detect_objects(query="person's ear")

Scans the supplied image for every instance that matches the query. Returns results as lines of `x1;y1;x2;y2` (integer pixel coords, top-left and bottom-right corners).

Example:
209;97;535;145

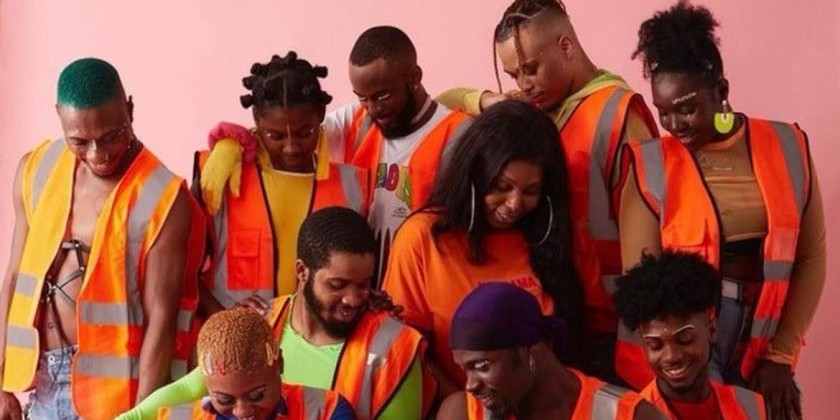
295;260;309;290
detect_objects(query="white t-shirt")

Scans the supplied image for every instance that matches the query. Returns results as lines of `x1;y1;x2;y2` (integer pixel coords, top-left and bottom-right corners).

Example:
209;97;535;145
323;102;454;284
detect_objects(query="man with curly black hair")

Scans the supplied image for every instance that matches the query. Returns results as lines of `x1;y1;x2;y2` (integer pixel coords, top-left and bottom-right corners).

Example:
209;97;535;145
615;250;767;419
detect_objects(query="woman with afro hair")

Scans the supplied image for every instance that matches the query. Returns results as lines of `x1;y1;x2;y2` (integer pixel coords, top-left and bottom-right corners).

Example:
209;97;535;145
616;2;825;418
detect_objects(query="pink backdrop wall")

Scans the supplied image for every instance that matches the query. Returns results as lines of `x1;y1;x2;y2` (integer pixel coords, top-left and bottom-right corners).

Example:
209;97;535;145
1;0;837;415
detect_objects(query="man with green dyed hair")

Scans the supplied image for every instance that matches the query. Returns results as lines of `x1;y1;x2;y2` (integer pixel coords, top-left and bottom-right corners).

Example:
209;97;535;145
0;58;205;420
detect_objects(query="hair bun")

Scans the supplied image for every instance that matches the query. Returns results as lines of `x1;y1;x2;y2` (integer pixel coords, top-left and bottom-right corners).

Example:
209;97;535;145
239;94;254;109
313;65;328;78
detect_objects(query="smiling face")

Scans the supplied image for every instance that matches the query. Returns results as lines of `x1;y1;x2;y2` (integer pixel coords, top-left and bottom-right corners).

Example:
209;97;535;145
298;252;375;338
483;160;543;230
651;72;726;149
639;312;715;401
453;348;533;418
57;96;136;178
204;362;282;420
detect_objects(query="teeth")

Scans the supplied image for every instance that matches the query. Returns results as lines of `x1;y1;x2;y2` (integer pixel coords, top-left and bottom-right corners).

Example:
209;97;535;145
665;364;689;376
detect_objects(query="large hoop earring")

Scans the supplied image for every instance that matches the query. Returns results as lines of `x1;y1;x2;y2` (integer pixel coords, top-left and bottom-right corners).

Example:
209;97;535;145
468;183;476;233
532;196;554;246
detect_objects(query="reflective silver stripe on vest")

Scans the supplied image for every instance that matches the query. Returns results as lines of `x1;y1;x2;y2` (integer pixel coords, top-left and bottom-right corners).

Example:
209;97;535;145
212;200;274;308
167;403;195;419
78;302;142;326
31;140;65;211
354;115;375;157
636;139;666;217
171;359;188;380
212;200;233;307
75;354;140;379
6;325;37;348
733;386;762;420
126;165;177;326
337;164;365;214
440;118;473;167
13;273;38;297
768;121;807;215
763;260;793;281
591;383;625;419
751;317;780;340
302;386;329;419
177;309;193;333
588;88;626;241
356;317;404;417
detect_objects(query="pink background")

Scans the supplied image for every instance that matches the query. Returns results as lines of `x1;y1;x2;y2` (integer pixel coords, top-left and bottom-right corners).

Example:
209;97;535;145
1;0;837;415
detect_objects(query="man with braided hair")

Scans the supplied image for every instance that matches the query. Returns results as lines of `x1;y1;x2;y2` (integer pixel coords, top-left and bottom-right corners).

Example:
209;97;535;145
157;307;354;420
192;51;370;316
201;26;472;286
614;251;767;419
436;0;659;383
0;58;205;420
119;207;431;420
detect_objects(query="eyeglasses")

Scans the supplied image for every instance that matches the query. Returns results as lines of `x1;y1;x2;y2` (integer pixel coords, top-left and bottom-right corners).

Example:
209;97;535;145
65;124;132;151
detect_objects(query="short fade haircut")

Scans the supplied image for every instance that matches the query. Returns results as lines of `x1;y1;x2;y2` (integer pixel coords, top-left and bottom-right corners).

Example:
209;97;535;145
57;57;124;109
297;207;377;273
349;25;417;67
614;250;722;332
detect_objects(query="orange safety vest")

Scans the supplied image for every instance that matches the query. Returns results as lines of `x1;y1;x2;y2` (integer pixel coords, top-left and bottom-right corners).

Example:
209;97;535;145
194;152;369;308
157;383;343;420
3;140;203;420
640;379;766;420
345;105;472;210
561;85;659;336
268;295;434;420
465;368;644;419
615;117;811;389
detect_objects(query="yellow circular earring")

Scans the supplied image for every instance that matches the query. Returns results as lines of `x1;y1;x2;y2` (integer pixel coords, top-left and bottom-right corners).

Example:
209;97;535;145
714;99;735;134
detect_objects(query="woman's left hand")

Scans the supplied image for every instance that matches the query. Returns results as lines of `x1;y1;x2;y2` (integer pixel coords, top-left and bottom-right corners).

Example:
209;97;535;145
749;359;802;419
367;289;404;318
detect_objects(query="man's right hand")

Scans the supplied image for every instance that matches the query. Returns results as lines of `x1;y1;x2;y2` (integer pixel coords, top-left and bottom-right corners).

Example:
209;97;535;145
236;295;270;317
0;392;22;420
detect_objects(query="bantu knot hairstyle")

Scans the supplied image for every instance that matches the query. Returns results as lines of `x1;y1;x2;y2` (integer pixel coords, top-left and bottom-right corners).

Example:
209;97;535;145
349;26;417;67
492;0;568;92
240;51;333;111
614;250;722;332
632;0;724;84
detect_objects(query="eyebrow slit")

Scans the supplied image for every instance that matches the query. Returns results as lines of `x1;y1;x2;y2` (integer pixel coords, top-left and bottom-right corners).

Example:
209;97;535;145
671;91;698;105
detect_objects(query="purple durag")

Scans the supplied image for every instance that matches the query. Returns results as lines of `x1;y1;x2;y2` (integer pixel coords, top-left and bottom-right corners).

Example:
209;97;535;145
450;282;547;351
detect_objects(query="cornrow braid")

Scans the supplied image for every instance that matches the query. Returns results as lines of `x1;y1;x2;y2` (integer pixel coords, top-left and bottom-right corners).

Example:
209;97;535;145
492;0;568;92
632;0;723;85
240;51;333;111
197;307;278;375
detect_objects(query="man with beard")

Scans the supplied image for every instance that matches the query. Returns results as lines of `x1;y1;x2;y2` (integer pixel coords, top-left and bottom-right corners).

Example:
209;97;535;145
614;251;767;419
439;283;661;420
200;26;472;285
117;207;432;420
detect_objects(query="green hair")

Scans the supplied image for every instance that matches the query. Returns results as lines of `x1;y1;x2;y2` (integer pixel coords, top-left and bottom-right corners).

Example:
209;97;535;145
57;58;124;109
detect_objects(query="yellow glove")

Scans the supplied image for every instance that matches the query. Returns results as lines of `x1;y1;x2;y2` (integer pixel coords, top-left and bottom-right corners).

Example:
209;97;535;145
200;138;243;215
